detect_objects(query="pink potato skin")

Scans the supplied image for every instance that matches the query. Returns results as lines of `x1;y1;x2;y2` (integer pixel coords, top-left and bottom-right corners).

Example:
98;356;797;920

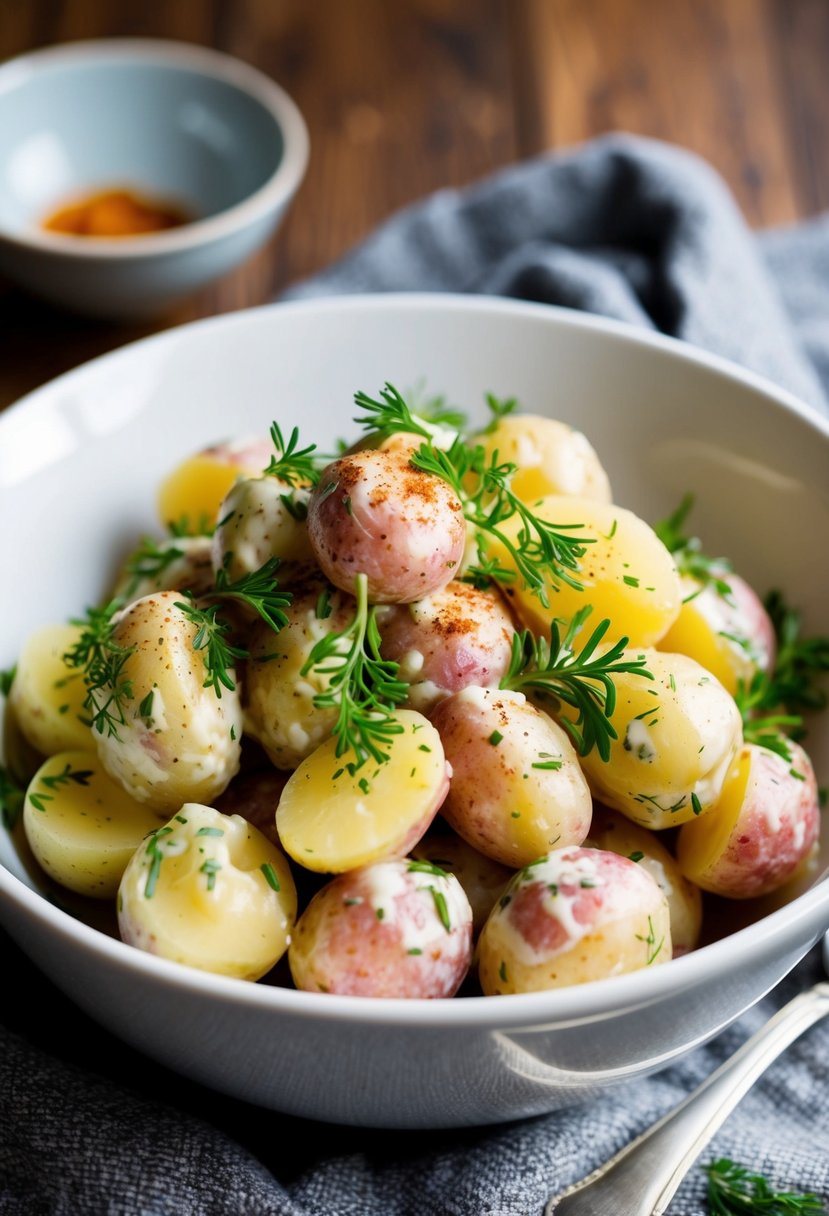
288;860;473;997
726;573;777;674
478;845;671;992
680;742;820;899
429;688;592;868
508;850;657;955
378;581;516;710
306;449;467;603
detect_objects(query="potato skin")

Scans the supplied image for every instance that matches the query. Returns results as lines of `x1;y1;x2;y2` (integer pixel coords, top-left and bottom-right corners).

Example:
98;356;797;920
377;580;515;713
587;805;702;957
430;687;592;868
411;831;513;936
289;859;473;997
658;572;776;696
95;592;242;813
677;741;820;899
478;846;672;994
306;448;467;603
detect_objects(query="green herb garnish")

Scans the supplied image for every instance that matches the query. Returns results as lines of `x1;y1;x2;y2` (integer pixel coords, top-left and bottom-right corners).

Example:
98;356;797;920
64;600;136;738
264;421;321;486
302;571;408;770
501;606;653;760
704;1158;826;1215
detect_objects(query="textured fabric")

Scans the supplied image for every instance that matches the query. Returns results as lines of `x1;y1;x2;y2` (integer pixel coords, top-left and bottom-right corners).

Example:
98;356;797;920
2;134;829;1216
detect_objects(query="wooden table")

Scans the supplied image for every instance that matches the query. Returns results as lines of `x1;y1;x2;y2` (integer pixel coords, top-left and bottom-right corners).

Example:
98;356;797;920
2;0;828;409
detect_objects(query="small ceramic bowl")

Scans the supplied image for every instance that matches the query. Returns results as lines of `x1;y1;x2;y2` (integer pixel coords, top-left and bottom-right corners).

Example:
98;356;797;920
0;39;309;319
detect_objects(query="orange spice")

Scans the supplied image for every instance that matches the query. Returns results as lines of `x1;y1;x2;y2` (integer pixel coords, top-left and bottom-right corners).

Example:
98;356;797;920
42;187;193;238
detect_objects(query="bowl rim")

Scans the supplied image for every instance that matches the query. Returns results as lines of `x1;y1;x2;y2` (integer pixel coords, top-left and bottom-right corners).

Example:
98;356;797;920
0;37;310;259
1;292;828;1030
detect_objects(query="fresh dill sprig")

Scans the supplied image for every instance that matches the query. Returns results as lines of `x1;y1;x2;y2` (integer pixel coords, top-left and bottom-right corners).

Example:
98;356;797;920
64;601;136;737
264;422;321;486
301;571;408;770
0;767;25;831
411;391;468;430
353;382;591;602
654;493;733;598
500;605;654;761
121;536;186;598
174;600;247;697
734;590;829;761
175;557;290;696
704;1158;826;1215
167;513;215;538
211;555;293;634
28;762;94;812
413;437;590;604
353;383;435;443
481;392;519;434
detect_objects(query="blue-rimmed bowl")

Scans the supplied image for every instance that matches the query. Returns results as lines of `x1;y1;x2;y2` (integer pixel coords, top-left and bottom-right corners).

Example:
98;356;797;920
0;39;309;319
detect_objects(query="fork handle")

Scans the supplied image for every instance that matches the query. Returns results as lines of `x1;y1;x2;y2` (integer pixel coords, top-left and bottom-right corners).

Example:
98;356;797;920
546;980;829;1216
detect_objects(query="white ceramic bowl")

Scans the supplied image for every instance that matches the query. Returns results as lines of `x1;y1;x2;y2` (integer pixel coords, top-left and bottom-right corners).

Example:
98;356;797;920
0;295;827;1129
0;40;308;319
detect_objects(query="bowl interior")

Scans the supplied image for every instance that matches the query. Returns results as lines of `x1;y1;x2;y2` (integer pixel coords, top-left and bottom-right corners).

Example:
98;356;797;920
1;294;827;978
0;52;285;232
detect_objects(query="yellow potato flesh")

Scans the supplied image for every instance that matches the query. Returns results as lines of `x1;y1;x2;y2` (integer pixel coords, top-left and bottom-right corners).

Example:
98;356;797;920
118;804;297;980
676;747;752;884
486;496;681;647
475;414;611;504
9;624;92;757
157;453;259;533
276;710;446;872
23;749;162;898
658;577;766;696
571;650;742;829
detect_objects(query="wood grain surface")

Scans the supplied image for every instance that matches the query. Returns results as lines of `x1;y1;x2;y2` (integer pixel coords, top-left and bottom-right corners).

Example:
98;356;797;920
1;0;828;408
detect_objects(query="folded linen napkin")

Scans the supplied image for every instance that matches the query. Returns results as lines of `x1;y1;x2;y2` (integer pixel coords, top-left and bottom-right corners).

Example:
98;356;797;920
2;133;828;1216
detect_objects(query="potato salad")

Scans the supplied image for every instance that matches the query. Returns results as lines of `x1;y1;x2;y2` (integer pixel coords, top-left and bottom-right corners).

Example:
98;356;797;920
3;384;826;998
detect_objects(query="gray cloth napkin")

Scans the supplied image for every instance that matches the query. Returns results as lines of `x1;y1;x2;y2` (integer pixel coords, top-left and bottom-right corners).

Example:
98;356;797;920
2;133;828;1216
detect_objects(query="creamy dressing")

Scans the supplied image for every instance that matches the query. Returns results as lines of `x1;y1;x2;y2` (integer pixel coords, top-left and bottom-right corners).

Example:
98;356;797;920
624;719;657;763
504;851;605;965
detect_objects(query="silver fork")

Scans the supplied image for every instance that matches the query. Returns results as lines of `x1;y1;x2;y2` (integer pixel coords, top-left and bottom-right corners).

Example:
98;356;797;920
545;932;829;1216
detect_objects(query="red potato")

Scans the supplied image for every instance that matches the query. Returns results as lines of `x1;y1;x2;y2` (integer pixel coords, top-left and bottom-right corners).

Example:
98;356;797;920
587;805;702;957
306;448;467;603
377;581;515;713
411;831;513;935
430;687;592;868
478;846;672;994
288;859;474;997
658;571;776;696
157;436;273;532
677;741;820;899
